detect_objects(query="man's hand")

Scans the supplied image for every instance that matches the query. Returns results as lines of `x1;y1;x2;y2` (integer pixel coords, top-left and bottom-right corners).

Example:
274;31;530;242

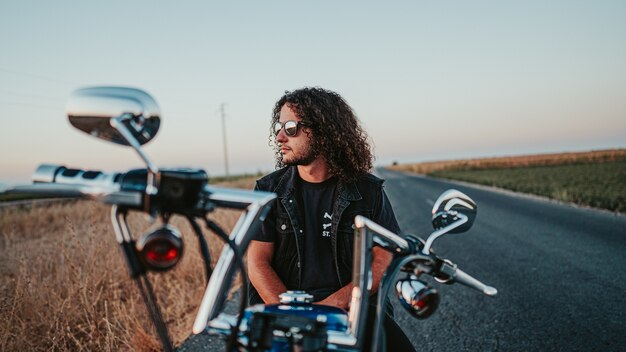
317;246;393;310
317;285;352;310
247;240;287;305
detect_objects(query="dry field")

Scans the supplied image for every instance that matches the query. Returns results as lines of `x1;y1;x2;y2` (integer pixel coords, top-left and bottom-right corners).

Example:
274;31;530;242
389;149;626;213
389;149;626;174
0;178;256;351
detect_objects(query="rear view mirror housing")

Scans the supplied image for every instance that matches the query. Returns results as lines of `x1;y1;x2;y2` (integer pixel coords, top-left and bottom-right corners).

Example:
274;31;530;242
66;86;161;146
431;189;477;234
66;86;162;194
422;189;477;254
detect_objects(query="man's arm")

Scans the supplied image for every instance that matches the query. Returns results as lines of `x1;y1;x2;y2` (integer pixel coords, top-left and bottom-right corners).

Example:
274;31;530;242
317;246;393;310
247;240;287;305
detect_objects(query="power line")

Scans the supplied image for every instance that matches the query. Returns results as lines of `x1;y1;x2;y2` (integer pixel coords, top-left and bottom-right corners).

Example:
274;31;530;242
0;88;65;101
0;100;63;111
0;67;76;86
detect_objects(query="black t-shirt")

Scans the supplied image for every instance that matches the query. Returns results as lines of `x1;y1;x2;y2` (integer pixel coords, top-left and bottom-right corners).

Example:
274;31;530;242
297;176;341;298
250;168;402;304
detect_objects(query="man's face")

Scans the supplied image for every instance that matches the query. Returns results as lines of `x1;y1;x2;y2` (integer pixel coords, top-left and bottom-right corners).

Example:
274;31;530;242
275;104;318;166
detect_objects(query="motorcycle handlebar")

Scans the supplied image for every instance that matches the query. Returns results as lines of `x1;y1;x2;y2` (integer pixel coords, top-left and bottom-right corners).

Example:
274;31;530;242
6;164;275;214
438;260;498;296
352;215;497;297
354;215;410;254
7;164;140;206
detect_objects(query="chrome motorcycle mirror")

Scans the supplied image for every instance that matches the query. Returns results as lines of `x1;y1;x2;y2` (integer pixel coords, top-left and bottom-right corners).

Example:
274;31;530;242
66;86;161;146
66;86;161;194
431;189;477;233
422;189;477;254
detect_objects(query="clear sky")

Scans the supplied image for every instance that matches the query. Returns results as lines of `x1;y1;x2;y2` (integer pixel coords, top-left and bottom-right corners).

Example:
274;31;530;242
1;1;625;185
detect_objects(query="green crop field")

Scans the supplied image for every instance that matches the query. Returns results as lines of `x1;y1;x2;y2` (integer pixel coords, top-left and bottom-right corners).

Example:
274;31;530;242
429;161;626;213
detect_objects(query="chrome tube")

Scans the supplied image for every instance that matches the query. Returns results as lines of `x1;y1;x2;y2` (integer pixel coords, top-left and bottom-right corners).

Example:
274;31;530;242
206;313;238;334
6;183;141;207
5;164;142;206
354;215;410;253
326;331;358;348
110;116;159;175
111;206;133;243
347;215;411;347
192;189;276;334
347;224;371;346
110;116;159;197
204;185;277;210
422;214;468;254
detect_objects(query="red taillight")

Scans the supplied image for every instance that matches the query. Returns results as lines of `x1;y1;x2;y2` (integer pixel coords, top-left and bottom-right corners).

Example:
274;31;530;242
145;242;179;261
415;299;426;309
136;225;183;272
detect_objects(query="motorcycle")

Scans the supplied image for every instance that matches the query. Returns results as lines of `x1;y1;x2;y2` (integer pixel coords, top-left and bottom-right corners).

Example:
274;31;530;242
4;86;497;351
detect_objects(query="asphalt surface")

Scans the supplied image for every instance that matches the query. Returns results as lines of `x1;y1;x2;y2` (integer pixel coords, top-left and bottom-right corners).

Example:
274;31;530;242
377;168;626;351
180;168;626;351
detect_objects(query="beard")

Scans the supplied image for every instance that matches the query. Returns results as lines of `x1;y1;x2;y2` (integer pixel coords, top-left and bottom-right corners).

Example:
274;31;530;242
280;139;321;167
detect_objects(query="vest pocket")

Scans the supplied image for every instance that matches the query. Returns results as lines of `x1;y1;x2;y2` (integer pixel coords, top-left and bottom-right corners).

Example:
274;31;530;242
272;213;299;288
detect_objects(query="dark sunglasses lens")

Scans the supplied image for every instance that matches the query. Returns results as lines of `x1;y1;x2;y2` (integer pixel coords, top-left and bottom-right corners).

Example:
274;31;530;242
284;121;298;136
273;122;282;136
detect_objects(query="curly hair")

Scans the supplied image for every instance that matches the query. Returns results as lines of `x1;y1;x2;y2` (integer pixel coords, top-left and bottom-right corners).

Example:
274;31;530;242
270;87;373;181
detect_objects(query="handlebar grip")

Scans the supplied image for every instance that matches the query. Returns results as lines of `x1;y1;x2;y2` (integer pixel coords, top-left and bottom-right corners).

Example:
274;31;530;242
439;261;497;296
453;267;498;296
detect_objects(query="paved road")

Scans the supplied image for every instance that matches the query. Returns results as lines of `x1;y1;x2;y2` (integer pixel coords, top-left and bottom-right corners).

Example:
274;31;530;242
181;169;626;351
377;168;626;351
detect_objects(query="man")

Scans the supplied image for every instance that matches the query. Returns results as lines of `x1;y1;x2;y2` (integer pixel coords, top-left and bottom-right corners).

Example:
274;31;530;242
247;87;414;351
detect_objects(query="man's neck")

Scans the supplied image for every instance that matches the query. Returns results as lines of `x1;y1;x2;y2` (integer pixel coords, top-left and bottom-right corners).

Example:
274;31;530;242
297;157;331;183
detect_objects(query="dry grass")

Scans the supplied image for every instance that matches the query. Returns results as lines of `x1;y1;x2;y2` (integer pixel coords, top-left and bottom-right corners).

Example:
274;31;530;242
0;177;257;351
388;149;626;213
389;149;626;174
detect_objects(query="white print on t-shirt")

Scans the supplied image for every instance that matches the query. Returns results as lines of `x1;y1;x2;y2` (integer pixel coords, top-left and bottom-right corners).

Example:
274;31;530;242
322;212;332;237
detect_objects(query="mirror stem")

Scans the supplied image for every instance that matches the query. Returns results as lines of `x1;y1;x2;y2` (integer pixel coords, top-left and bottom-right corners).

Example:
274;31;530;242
111;116;159;195
422;214;468;254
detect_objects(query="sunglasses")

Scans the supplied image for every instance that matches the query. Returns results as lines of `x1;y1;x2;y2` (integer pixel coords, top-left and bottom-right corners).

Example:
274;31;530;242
273;120;310;137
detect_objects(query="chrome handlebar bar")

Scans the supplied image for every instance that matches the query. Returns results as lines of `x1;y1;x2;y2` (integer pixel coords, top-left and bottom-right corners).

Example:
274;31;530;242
7;164;276;212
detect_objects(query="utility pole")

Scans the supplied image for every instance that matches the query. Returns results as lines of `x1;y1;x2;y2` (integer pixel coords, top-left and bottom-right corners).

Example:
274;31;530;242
220;103;229;177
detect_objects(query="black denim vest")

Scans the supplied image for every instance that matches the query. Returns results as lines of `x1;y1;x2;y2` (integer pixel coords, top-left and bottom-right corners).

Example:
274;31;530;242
249;166;387;304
